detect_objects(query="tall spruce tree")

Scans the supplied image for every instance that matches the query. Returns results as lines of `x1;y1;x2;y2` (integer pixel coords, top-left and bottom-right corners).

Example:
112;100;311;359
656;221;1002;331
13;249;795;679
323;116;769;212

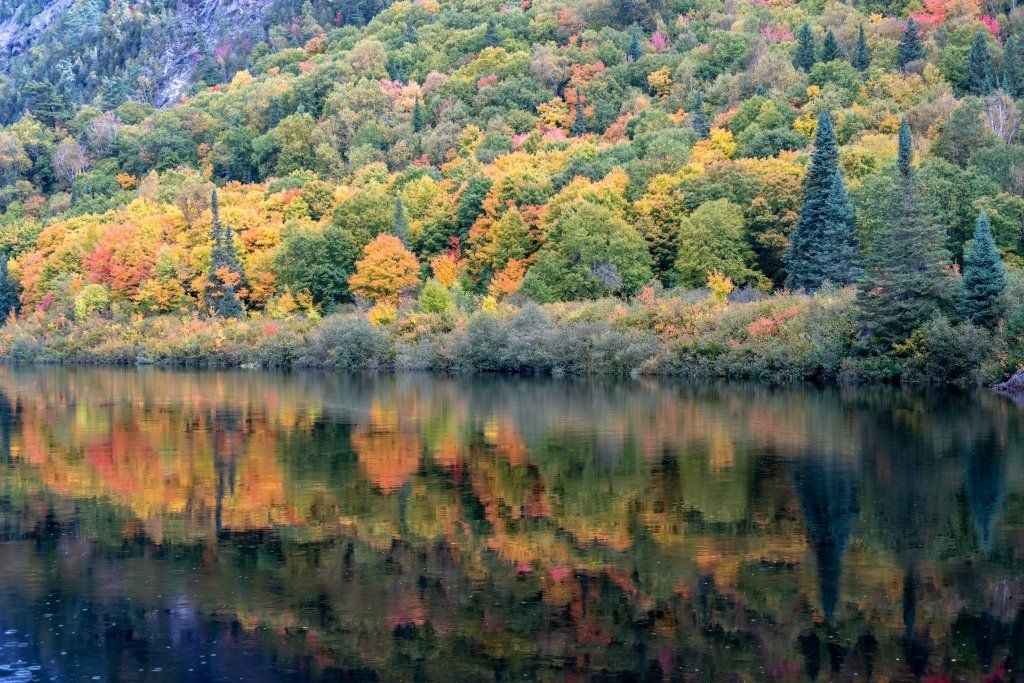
1005;34;1024;98
206;188;246;316
206;188;226;311
412;96;425;133
814;170;862;285
794;23;816;72
393;195;409;244
821;30;841;62
966;30;994;95
572;98;587;136
960;211;1006;329
853;24;870;70
897;18;925;69
217;284;244;318
690;90;710;139
856;121;952;348
485;17;499;47
786;111;847;291
628;24;643;61
897;117;913;176
0;257;18;320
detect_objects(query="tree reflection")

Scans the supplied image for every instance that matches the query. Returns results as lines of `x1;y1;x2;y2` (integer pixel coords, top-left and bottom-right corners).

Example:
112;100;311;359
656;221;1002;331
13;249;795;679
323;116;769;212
0;368;1019;679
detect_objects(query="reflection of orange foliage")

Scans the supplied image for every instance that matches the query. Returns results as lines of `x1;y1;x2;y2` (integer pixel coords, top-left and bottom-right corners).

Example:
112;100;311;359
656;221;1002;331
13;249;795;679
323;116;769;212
351;404;422;492
386;594;427;629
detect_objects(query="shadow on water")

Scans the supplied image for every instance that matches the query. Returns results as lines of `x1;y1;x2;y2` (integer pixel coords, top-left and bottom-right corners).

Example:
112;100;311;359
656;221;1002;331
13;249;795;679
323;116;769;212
0;367;1021;679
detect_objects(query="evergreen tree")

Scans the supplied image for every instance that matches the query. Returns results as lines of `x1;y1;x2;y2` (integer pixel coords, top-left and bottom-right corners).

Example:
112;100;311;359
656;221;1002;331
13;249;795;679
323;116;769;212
690;90;710;139
217;284;245;318
404;13;418;43
856;123;951;348
572;98;587;136
960;211;1006;329
897;18;925;69
793;23;816;72
786;111;848;291
853;24;870;70
412;96;425;133
0;257;19;321
206;188;226;311
456;175;492;241
966;29;994;96
897;117;913;177
628;24;643;61
814;171;862;285
268;97;284;126
821;30;841;62
1005;34;1024;98
393;195;409;244
206;188;247;315
485;17;499;47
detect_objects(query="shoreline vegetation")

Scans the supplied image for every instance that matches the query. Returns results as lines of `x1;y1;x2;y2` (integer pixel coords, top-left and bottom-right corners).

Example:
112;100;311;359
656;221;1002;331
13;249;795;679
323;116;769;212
2;1;1024;387
1;280;1018;385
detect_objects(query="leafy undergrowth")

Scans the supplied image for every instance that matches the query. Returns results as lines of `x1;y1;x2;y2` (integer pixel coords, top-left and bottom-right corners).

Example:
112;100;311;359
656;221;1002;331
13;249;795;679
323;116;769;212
0;286;1005;385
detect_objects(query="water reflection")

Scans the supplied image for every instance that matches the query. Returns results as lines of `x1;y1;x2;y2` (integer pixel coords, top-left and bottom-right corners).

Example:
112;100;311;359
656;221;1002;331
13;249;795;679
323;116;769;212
0;368;1021;679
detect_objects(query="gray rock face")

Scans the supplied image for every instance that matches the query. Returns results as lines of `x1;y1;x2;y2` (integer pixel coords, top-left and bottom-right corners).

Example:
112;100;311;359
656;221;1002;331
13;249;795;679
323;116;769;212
0;0;273;107
154;0;272;105
994;368;1024;396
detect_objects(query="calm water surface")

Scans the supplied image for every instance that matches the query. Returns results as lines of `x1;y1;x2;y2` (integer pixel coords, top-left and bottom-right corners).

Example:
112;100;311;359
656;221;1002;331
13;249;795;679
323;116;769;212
0;367;1020;681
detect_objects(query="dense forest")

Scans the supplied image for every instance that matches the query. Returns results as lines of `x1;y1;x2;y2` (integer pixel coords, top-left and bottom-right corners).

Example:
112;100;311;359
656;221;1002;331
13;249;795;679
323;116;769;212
1;0;1024;382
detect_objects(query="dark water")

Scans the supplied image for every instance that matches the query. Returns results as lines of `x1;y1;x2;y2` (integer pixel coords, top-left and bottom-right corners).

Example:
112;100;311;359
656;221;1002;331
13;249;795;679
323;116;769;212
0;368;1021;681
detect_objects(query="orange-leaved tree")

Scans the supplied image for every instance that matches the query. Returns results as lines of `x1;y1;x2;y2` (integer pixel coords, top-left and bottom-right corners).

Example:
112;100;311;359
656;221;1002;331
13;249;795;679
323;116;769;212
349;234;421;305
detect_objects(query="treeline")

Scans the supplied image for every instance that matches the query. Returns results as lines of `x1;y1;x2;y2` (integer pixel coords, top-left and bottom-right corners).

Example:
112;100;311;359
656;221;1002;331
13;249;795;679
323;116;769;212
1;0;1024;382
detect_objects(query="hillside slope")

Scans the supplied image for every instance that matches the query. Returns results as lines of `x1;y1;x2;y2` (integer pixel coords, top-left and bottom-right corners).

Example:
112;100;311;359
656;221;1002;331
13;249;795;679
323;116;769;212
0;0;1023;383
0;0;385;121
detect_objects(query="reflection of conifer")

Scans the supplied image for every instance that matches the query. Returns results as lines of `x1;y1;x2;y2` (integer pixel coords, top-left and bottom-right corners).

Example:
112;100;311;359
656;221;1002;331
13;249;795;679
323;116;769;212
965;446;1006;552
791;459;858;622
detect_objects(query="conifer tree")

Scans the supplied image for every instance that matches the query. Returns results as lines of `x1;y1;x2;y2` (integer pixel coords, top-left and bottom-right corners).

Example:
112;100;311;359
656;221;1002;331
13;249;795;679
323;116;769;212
966;29;994;95
690;90;710;139
0;256;19;320
217;284;245;318
897;18;925;69
206;188;247;315
960;211;1006;329
821;30;841;62
856;121;951;348
793;23;816;72
628;24;643;61
404;13;418;43
786;111;847;291
412;96;425;133
572;98;587;136
206;188;226;311
853;24;870;70
897;117;913;177
814;170;862;285
1005;34;1024;98
485;17;499;47
393;195;409;244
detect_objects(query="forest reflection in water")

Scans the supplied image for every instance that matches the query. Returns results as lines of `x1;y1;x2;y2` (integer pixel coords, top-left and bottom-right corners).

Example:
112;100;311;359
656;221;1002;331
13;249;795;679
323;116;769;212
0;367;1020;680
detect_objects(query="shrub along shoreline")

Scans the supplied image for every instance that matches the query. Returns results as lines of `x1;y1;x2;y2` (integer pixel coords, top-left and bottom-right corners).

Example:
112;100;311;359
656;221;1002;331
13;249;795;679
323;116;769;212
0;285;1013;386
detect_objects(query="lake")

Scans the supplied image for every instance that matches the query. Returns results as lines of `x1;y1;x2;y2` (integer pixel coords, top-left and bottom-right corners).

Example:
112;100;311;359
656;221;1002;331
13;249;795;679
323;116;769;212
0;367;1020;681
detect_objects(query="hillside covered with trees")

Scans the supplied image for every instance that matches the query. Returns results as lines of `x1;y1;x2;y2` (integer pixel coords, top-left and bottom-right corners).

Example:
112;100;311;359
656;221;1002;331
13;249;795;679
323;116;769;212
1;0;1024;382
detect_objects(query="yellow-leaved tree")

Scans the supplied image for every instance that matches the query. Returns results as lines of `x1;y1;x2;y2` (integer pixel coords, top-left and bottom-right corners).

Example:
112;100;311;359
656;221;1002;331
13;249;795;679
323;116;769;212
349;234;421;306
